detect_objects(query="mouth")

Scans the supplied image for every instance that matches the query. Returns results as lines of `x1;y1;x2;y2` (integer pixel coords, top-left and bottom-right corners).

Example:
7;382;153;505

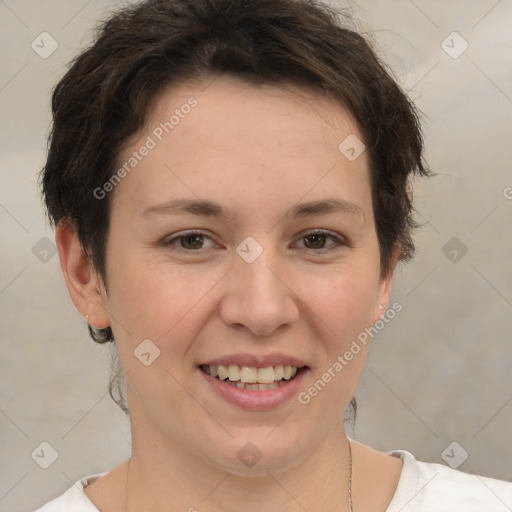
199;364;307;391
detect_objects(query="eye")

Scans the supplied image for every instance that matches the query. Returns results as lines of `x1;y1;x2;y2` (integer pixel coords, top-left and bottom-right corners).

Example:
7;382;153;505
161;229;346;253
294;229;346;252
162;230;217;251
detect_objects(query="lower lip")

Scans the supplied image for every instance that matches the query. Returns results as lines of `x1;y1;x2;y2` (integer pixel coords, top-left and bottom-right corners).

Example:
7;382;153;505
198;367;309;410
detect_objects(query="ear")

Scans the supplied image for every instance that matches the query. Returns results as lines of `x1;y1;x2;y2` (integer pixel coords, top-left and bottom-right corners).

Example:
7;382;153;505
372;244;401;324
55;222;111;330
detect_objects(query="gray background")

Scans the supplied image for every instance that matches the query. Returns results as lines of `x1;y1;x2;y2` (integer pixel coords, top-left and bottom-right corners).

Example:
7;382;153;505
0;0;511;510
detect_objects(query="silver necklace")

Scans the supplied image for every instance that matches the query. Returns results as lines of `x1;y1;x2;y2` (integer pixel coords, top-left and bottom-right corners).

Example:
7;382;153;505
348;439;354;512
125;441;354;511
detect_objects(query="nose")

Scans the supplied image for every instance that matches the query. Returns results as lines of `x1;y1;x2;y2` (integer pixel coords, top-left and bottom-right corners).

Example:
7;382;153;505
219;246;300;337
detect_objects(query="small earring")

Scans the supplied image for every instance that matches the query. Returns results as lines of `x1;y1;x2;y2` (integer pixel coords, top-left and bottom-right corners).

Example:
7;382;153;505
378;305;384;310
85;314;90;323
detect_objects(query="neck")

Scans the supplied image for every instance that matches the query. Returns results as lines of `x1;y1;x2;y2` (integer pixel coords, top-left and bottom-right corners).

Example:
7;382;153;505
125;420;352;512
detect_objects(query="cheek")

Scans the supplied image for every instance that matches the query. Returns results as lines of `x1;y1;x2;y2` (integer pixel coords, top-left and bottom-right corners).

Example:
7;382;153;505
107;257;225;346
303;272;376;392
295;272;374;419
298;266;379;340
107;263;214;397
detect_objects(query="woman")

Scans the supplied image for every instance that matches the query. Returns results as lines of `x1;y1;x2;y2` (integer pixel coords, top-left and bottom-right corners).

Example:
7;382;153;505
36;0;512;510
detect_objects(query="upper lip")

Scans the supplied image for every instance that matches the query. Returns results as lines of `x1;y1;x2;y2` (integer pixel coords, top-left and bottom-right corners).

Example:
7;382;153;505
200;353;308;368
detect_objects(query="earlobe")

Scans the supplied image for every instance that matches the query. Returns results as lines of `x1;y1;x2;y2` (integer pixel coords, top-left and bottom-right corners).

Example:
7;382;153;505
373;277;393;324
55;222;110;330
373;245;400;323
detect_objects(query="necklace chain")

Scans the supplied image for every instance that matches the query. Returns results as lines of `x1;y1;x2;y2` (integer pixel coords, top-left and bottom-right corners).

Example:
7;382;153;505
348;439;353;512
126;440;354;511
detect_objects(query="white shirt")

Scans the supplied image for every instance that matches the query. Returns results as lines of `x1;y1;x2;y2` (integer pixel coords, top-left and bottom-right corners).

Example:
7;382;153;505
34;450;512;511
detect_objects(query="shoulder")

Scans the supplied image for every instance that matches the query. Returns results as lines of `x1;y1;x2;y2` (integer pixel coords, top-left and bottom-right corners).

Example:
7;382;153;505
386;449;512;512
33;473;106;512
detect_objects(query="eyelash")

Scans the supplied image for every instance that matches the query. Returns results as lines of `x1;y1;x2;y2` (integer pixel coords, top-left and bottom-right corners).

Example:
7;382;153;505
161;229;347;254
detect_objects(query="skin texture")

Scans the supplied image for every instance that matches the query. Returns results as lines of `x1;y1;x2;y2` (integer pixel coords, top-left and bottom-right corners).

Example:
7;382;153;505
56;75;402;511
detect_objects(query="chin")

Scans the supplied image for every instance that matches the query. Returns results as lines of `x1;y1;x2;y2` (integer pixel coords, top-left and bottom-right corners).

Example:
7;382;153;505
201;427;311;476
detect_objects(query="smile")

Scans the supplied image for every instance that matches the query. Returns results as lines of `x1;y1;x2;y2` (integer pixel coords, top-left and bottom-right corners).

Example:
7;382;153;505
200;364;302;391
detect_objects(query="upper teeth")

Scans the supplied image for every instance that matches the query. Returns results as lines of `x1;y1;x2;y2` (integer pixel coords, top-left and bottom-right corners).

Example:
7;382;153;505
203;364;298;383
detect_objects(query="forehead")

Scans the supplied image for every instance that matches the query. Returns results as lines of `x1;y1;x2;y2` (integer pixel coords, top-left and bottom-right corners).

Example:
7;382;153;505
147;75;360;150
112;75;371;217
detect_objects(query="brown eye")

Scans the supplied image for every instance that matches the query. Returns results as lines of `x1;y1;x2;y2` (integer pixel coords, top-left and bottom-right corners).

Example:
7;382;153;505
303;233;328;249
162;231;217;252
295;230;345;253
180;234;204;250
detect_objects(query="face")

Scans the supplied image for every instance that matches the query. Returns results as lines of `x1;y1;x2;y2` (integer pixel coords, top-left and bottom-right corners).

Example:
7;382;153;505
87;76;393;474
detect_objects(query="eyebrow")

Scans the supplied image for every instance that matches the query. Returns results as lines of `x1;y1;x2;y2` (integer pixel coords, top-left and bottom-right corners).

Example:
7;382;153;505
142;197;365;222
